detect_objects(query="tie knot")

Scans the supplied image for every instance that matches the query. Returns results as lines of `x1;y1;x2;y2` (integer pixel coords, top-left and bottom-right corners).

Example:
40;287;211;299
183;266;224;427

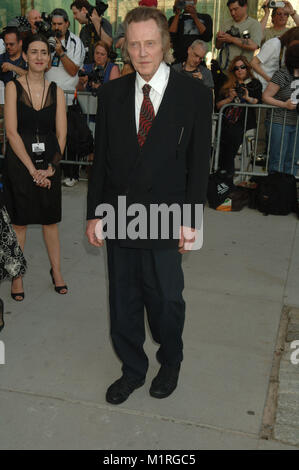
142;84;151;97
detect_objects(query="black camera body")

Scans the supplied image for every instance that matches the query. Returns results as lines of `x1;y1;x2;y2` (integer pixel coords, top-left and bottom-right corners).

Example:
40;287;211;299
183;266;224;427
78;65;105;93
86;1;108;21
235;82;246;99
226;26;241;38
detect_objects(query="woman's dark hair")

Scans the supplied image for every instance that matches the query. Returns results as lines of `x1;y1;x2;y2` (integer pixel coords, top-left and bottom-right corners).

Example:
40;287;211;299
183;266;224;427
280;26;299;48
23;33;50;54
285;43;299;75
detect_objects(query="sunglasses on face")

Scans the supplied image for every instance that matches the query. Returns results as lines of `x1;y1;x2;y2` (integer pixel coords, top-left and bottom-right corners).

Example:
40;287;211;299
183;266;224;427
233;65;247;71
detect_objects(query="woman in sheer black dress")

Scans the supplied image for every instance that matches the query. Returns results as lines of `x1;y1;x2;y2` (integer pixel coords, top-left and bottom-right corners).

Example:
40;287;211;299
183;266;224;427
4;34;68;300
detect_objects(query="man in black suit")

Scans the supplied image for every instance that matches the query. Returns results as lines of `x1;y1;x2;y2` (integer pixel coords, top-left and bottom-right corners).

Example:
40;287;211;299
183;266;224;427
86;6;212;405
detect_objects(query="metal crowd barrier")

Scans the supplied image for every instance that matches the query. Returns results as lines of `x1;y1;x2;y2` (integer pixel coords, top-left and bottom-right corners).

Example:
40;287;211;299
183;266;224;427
212;102;299;180
1;94;299;182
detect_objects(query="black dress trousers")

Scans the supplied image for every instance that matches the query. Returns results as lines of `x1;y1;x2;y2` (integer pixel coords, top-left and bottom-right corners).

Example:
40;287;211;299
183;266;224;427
106;241;186;381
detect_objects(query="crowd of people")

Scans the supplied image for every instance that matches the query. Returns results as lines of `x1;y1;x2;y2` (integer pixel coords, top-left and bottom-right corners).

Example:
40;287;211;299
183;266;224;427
0;0;298;335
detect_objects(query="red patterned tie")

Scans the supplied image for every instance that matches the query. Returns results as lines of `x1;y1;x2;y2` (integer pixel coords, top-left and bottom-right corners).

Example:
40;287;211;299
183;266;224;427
137;84;155;148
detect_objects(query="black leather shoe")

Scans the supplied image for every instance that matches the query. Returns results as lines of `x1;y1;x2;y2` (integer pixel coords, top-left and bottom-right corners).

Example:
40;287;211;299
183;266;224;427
106;376;145;405
150;364;181;399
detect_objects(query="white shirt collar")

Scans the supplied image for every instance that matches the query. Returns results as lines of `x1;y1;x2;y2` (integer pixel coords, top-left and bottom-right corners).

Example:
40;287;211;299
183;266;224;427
136;61;170;96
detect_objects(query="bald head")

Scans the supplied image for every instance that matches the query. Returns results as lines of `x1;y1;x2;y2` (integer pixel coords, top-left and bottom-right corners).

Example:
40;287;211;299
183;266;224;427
27;9;42;33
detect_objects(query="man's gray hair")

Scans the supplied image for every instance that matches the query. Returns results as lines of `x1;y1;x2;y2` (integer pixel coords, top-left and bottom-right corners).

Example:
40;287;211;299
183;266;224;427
190;40;208;53
122;7;174;64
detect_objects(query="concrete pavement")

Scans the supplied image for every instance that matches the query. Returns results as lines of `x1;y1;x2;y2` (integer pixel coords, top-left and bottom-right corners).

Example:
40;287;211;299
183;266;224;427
0;181;298;450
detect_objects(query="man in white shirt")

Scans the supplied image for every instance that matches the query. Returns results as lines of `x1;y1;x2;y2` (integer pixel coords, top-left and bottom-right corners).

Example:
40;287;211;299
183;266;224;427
86;6;212;405
45;8;85;186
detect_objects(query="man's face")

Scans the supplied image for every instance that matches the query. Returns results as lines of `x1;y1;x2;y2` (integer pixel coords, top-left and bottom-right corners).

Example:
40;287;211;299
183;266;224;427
28;10;42;32
187;44;205;68
273;8;289;28
4;33;22;58
51;16;69;38
71;6;88;25
127;19;164;82
228;1;248;23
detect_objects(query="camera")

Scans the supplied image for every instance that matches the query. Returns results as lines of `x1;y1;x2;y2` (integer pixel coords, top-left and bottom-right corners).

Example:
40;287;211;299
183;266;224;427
235;82;246;99
34;12;53;37
242;30;251;39
78;65;105;95
226;26;241;38
173;0;194;13
34;12;63;52
86;1;108;21
263;1;285;8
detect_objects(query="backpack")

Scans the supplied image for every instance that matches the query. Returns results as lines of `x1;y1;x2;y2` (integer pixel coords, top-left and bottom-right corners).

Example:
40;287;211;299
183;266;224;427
67;92;94;158
255;172;298;216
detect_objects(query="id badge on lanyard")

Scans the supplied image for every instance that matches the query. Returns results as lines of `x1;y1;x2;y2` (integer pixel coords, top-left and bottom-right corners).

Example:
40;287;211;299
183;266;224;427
32;129;45;156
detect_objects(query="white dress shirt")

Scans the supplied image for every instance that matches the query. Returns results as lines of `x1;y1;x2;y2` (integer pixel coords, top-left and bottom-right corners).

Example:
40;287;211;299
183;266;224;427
135;61;170;132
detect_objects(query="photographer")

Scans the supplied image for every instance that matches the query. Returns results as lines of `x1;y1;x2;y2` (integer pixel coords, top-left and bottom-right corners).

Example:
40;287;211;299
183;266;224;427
0;27;27;85
168;0;212;63
71;0;112;64
263;43;299;176
45;8;85;187
260;1;299;43
26;9;42;34
216;56;262;182
45;9;85;96
77;40;120;93
216;0;262;72
172;39;214;89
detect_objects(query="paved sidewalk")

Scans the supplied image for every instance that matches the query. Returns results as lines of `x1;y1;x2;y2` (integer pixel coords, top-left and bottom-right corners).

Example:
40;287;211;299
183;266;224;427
0;181;298;450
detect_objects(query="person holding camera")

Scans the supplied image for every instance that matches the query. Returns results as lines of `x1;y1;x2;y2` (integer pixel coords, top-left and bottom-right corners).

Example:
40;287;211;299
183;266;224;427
260;1;299;43
216;0;262;73
77;40;120;92
168;0;212;63
26;9;42;34
0;28;27;86
71;0;112;64
45;8;85;187
172;39;214;88
262;43;299;176
216;56;262;182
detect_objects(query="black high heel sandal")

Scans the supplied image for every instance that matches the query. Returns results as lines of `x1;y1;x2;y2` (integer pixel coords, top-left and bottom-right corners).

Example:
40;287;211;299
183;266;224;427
0;298;4;332
50;268;68;295
11;278;25;302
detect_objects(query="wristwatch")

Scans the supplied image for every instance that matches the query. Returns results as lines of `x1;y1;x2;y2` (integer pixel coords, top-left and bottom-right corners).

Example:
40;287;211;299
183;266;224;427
60;52;66;59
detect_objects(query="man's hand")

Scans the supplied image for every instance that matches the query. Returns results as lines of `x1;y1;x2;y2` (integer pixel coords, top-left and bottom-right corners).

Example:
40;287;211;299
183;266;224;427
90;8;102;27
185;5;197;19
284;1;295;15
178;226;197;254
217;32;234;44
55;37;64;57
1;62;14;73
86;219;104;247
285;99;297;110
192;71;203;80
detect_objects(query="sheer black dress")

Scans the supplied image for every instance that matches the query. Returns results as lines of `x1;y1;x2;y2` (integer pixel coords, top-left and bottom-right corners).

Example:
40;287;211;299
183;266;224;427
4;80;62;225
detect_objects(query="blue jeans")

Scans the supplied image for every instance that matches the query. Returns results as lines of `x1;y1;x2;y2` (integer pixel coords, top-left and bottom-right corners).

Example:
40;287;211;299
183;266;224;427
266;121;299;176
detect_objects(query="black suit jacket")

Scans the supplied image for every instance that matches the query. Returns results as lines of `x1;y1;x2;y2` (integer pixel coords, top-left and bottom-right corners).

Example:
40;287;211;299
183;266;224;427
87;67;212;249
